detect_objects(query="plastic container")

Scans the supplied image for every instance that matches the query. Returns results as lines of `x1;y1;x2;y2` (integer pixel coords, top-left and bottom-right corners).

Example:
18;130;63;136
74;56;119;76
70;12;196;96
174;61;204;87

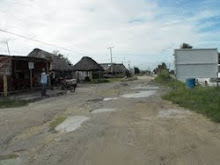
186;78;196;88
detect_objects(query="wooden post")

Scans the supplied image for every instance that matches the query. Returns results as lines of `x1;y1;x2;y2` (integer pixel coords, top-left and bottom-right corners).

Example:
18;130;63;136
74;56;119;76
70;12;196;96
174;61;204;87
30;69;33;89
46;62;49;73
46;62;51;87
90;71;93;80
3;75;8;97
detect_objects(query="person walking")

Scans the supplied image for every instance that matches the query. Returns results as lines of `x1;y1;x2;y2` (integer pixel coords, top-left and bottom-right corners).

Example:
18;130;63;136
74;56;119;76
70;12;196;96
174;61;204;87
40;68;47;96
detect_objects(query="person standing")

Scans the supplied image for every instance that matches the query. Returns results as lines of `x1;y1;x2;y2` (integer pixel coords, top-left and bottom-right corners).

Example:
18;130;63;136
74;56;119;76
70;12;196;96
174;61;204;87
40;68;47;96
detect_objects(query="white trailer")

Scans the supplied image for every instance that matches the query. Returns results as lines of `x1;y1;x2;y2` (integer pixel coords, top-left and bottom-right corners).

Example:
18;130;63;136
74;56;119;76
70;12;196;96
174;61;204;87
174;49;219;84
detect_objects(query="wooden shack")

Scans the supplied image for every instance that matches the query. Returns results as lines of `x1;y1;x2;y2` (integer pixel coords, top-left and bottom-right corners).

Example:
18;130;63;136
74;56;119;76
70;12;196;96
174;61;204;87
0;55;50;93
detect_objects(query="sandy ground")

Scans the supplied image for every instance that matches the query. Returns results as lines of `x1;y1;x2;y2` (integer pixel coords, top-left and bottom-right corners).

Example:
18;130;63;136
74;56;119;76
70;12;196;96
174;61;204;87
0;76;220;165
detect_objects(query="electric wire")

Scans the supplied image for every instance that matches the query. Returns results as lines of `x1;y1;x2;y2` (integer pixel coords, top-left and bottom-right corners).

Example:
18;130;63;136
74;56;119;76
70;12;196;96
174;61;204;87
0;28;88;55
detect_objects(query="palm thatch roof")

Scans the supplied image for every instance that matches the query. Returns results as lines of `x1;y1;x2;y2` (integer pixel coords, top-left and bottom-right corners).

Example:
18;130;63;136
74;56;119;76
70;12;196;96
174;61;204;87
100;63;127;73
28;48;73;71
72;56;104;71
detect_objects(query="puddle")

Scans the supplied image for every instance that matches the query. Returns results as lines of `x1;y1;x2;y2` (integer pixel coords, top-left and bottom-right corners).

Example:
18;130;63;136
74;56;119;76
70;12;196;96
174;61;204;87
103;97;118;101
91;108;116;114
158;109;191;119
55;116;89;132
0;158;20;165
121;90;156;98
132;85;159;90
0;154;20;165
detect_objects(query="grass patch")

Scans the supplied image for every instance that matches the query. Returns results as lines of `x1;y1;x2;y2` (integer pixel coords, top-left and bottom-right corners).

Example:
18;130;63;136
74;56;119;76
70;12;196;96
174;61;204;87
0;98;28;108
155;70;220;122
49;116;67;132
163;87;220;122
154;70;184;89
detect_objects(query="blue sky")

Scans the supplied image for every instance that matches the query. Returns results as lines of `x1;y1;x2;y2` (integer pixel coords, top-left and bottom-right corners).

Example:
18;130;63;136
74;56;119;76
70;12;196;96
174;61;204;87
0;0;219;70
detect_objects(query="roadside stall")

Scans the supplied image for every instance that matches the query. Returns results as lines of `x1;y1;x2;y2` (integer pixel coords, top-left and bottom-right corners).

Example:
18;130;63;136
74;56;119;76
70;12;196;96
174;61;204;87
0;55;50;95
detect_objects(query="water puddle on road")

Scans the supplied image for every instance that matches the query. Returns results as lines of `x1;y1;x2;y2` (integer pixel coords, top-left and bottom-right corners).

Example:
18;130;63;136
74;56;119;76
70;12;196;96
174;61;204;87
132;85;159;90
103;97;118;101
0;154;20;165
55;116;89;132
158;109;191;119
0;158;20;165
91;108;116;114
121;90;156;98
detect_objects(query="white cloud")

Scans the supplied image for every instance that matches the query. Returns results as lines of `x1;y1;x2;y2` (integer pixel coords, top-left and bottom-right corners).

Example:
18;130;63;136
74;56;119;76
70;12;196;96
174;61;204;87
0;0;219;70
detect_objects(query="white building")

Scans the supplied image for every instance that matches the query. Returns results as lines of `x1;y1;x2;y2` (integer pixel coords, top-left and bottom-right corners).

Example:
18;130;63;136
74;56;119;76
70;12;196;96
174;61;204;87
174;48;219;84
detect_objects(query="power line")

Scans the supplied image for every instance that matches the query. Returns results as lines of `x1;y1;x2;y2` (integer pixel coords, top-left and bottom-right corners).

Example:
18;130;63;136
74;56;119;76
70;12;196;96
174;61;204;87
0;28;88;55
0;1;90;55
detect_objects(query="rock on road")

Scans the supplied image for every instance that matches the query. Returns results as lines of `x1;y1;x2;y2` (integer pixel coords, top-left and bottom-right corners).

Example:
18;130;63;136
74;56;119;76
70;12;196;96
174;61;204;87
0;76;220;165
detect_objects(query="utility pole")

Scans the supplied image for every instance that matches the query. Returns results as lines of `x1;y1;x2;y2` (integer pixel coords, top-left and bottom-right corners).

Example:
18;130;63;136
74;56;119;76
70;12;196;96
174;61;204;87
6;42;11;56
107;46;114;73
3;42;10;97
128;60;131;70
107;46;114;64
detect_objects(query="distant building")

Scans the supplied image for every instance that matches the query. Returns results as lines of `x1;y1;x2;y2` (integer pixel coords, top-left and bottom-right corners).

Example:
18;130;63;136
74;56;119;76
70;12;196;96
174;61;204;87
100;63;128;78
174;48;219;81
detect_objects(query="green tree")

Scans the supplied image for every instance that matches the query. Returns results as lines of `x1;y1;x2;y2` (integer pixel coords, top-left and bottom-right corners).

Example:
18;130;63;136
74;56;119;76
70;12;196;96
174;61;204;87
153;62;168;74
52;50;72;65
180;43;193;49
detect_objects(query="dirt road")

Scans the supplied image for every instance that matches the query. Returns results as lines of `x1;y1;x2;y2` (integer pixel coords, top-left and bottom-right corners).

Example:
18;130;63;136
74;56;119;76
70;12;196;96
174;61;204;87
1;76;220;165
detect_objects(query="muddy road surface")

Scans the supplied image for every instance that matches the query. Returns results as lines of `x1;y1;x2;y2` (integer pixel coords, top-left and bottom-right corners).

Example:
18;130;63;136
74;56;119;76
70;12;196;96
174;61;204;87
0;76;220;165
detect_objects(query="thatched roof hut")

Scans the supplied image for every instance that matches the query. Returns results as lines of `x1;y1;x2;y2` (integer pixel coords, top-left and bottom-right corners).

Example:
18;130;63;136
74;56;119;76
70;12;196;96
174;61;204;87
100;63;127;73
100;63;128;78
28;48;73;72
72;56;104;71
109;63;127;73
